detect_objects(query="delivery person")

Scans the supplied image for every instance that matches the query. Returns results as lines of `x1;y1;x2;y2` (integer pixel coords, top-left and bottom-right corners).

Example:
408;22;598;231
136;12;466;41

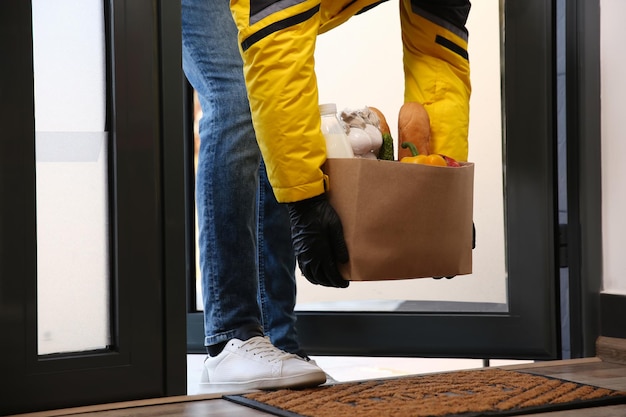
230;0;472;288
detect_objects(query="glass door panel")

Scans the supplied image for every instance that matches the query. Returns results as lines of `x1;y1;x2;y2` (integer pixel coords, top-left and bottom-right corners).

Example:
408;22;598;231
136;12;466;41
32;0;110;355
305;0;506;312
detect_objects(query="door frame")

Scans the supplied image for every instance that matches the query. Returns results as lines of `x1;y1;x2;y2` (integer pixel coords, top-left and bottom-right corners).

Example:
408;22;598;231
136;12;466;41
0;1;189;414
563;0;603;358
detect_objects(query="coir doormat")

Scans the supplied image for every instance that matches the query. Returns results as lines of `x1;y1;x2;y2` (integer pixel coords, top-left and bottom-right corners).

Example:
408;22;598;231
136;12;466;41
224;368;626;417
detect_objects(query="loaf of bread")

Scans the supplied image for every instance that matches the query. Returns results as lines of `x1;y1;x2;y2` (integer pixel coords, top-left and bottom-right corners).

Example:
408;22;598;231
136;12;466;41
397;102;430;159
368;106;394;160
368;106;390;136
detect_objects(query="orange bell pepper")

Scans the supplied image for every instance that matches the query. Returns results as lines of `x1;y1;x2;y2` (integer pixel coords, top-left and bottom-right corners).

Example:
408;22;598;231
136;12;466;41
400;142;447;166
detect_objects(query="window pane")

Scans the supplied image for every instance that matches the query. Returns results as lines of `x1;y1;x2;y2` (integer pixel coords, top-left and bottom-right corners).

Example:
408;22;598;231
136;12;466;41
32;0;110;355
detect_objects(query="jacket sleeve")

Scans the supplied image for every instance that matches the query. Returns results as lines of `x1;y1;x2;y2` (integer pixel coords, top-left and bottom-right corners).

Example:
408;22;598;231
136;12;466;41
230;0;327;203
400;0;472;162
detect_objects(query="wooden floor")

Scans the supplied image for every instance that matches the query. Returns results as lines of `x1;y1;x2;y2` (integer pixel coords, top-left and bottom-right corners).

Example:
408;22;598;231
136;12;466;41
14;355;626;417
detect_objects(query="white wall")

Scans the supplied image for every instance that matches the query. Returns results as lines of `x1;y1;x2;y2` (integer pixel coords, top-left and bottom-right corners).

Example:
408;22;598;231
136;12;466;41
600;0;626;295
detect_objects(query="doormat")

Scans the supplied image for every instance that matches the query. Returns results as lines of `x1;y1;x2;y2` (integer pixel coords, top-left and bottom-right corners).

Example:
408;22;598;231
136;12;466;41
224;368;626;417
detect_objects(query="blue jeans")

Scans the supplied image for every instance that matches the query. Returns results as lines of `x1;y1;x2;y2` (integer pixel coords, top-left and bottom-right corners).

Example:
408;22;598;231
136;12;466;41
182;0;301;355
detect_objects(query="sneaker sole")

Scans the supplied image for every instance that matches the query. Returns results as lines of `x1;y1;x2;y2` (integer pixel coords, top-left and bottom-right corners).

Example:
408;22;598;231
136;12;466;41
200;368;326;392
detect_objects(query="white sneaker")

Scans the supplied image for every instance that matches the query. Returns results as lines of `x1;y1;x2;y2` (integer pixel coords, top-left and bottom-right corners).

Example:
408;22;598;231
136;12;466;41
200;336;326;392
305;358;339;385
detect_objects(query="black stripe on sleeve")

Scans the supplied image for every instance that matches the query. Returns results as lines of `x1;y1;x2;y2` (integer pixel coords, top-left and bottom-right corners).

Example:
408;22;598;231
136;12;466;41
241;4;320;52
435;34;468;60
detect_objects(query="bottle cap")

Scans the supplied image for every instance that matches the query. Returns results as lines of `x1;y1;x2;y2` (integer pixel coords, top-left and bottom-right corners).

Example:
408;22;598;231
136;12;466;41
319;103;337;115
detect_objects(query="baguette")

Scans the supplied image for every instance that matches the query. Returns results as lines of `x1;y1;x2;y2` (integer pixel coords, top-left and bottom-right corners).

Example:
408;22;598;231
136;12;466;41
397;102;430;160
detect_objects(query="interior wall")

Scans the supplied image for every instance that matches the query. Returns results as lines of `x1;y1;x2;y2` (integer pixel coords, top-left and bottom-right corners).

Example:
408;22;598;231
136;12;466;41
600;0;626;296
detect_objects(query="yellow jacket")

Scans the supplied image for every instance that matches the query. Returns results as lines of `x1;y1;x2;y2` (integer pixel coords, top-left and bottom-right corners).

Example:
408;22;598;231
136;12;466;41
231;0;471;202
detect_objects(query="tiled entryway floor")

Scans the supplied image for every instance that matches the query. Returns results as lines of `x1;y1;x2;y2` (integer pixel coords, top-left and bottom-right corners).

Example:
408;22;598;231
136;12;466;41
186;354;533;395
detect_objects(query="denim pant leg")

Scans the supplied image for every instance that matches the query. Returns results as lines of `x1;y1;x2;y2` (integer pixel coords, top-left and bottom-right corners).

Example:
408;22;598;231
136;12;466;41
183;0;262;347
257;162;300;354
182;0;300;352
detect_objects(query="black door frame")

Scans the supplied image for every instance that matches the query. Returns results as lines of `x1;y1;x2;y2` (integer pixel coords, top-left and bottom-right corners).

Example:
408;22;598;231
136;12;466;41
0;1;189;414
563;0;602;358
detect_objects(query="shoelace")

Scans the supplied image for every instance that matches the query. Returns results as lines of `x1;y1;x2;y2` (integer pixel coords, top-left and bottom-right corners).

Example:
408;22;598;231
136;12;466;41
239;337;297;362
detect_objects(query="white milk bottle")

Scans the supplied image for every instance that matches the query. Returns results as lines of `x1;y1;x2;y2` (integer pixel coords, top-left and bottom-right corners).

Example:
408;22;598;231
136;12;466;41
319;103;354;158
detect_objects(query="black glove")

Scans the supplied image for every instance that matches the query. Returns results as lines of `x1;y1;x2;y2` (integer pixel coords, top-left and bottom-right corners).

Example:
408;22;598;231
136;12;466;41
286;194;350;288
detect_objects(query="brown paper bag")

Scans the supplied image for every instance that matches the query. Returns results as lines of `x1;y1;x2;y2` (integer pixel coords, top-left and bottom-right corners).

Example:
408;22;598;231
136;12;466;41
323;158;474;281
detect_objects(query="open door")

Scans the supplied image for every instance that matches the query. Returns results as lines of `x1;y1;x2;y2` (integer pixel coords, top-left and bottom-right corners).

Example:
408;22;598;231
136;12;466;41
186;0;563;360
293;0;560;359
0;0;190;414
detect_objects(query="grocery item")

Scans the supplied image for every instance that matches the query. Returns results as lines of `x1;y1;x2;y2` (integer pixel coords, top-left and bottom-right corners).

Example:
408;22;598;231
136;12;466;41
398;102;430;160
400;142;446;166
319;103;354;158
340;106;385;159
368;106;394;160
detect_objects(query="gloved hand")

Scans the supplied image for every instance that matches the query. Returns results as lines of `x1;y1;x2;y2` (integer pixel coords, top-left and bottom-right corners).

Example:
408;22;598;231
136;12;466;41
286;194;350;288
